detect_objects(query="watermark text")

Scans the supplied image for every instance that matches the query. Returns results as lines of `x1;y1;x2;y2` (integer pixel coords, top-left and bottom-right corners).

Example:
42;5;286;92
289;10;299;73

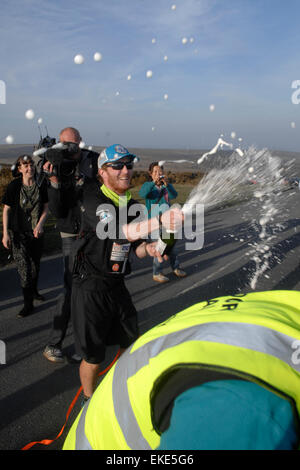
291;80;300;104
0;80;6;104
95;202;204;251
291;339;300;365
0;340;6;364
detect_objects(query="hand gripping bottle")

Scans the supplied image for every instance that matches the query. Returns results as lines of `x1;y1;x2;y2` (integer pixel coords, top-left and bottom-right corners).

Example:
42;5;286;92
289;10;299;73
156;213;177;256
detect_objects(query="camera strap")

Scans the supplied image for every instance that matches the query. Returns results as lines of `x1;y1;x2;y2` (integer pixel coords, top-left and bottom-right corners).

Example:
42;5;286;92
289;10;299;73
153;187;165;205
154;186;169;206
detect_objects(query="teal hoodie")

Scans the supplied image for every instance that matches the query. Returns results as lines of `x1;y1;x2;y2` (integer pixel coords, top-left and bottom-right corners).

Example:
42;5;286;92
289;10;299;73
139;181;178;219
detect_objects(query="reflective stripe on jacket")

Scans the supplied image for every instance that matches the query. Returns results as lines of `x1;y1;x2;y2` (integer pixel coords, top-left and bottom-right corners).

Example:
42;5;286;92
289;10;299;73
63;290;300;450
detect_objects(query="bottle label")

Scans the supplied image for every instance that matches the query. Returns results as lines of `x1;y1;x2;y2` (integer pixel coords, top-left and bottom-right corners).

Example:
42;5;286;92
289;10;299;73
156;238;168;255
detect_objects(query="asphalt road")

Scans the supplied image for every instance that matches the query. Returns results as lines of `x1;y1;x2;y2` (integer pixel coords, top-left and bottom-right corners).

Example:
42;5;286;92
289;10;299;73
0;187;300;451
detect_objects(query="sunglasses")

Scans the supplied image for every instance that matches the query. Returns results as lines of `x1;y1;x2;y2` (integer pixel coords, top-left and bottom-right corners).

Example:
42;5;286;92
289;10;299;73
106;161;134;170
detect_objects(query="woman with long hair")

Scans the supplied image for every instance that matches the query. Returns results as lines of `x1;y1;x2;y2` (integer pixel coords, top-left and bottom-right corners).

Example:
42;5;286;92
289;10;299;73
2;155;48;317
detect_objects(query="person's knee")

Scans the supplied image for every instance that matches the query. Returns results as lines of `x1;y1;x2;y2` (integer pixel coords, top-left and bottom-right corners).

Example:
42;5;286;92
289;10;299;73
80;359;101;371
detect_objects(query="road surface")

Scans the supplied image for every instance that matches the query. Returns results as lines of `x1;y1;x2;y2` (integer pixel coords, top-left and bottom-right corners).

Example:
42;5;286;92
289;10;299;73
0;188;300;450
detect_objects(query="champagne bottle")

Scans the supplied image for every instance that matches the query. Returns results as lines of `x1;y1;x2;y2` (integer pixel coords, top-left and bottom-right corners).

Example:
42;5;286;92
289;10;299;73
156;214;177;256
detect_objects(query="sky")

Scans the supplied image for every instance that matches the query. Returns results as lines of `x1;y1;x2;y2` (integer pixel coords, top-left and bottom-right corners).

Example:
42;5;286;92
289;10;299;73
1;0;300;151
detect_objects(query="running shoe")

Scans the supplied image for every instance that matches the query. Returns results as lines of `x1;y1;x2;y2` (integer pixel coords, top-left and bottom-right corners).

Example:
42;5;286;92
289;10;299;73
43;345;65;363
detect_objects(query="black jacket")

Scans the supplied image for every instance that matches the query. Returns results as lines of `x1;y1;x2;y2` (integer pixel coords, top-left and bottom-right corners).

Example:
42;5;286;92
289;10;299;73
2;177;48;232
73;181;144;279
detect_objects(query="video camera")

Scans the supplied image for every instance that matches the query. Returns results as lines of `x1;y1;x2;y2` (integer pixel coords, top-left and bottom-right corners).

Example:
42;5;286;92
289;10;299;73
35;126;56;151
37;134;56;151
34;138;81;188
33;128;99;187
34;142;80;177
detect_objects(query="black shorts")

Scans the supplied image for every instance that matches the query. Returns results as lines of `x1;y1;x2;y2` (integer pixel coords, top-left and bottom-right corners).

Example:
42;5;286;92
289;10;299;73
71;275;139;364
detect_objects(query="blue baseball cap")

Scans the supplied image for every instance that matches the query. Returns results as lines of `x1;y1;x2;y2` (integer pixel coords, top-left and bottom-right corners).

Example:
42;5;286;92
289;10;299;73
98;144;136;168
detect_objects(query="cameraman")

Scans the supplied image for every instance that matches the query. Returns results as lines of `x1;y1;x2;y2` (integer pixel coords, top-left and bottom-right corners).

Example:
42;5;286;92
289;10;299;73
42;127;98;363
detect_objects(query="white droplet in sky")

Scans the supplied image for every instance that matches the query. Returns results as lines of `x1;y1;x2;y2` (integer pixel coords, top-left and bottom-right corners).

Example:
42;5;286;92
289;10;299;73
151;38;156;44
5;135;14;144
231;131;236;139
37;117;43;125
25;109;35;120
235;148;244;157
209;104;215;112
74;54;84;65
146;70;153;78
163;55;168;62
94;52;102;62
291;121;296;128
127;74;132;81
181;37;188;45
115;91;120;96
93;52;102;62
238;137;243;142
163;94;169;100
171;4;176;10
189;37;195;43
152;126;155;132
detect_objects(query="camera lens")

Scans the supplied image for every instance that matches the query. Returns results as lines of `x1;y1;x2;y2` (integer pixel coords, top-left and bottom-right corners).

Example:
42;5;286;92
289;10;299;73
61;160;77;176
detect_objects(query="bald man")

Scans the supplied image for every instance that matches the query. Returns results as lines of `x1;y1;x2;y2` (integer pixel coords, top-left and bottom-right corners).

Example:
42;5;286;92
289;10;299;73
42;127;98;363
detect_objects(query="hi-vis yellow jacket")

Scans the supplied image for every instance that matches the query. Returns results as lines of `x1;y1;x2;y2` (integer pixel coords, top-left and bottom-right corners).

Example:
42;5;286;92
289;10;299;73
63;290;300;450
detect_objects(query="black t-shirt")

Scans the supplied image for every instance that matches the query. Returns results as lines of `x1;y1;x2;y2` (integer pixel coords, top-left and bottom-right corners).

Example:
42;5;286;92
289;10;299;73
74;181;145;279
